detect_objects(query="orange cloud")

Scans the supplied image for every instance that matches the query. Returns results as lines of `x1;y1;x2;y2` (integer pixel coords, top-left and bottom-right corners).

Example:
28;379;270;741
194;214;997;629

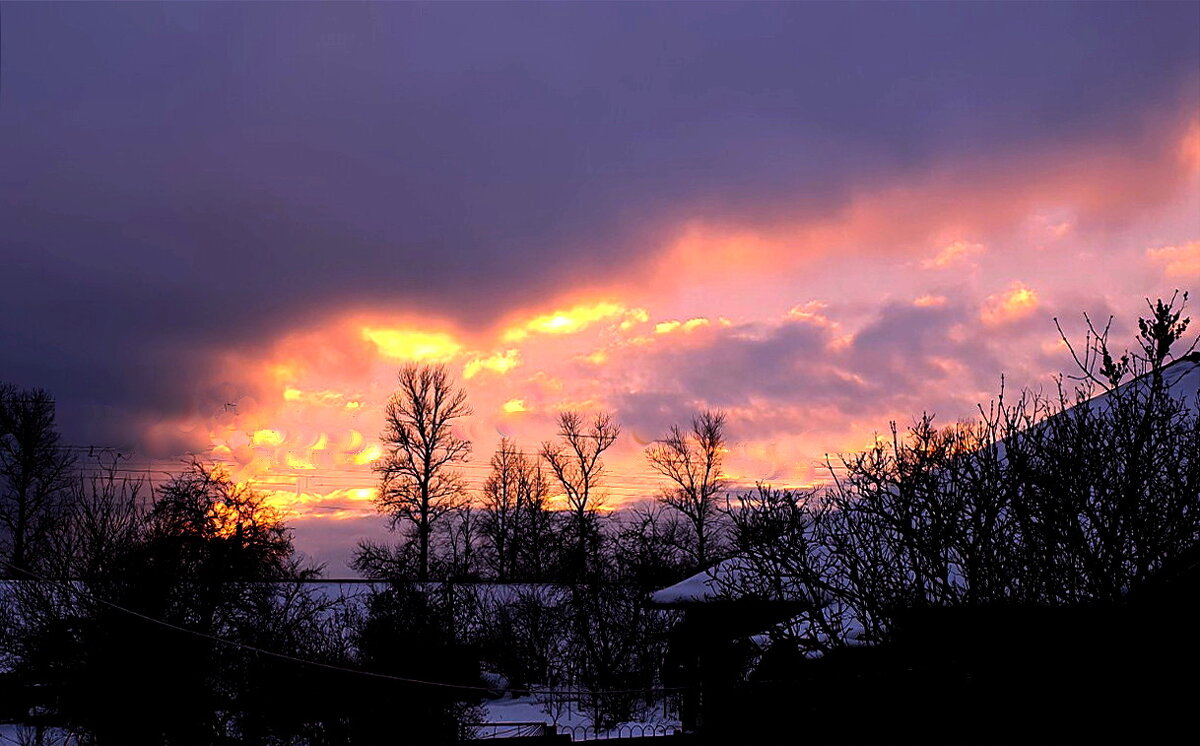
914;294;947;308
1147;241;1200;278
787;301;834;326
463;349;521;379
634;117;1199;292
922;240;985;269
252;429;285;447
980;282;1040;326
362;327;463;361
654;317;710;335
283;387;350;406
503;301;628;341
260;486;377;521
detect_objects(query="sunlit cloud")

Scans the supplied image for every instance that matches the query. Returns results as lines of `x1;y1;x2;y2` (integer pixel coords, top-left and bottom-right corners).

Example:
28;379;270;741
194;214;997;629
362;327;463;361
350;443;382;466
283;387;349;406
503;301;629;341
636;118;1199;297
502;398;527;414
980;282;1040;326
464;349;521;379
914;294;948;308
285;452;317;470
252;429;285;447
619;309;650;330
1147;241;1200;278
787;301;834;327
922;240;985;269
260;487;378;521
654;318;710;335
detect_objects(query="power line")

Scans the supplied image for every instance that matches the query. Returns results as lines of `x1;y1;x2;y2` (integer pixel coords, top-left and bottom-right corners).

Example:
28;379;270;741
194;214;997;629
0;558;691;698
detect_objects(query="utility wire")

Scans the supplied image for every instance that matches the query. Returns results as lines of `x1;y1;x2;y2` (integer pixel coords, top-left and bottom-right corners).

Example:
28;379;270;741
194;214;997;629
0;557;691;698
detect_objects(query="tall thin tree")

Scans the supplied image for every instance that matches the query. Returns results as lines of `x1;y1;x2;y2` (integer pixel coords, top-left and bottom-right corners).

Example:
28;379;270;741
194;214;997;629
541;411;619;579
646;410;727;568
374;364;472;582
481;438;522;581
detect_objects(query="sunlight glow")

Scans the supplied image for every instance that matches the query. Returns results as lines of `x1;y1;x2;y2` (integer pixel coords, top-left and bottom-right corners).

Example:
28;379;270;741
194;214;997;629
914;294;947;308
351;443;383;465
980;282;1040;326
283;387;347;406
252;429;284;447
464;349;521;379
654;318;710;335
504;301;627;341
362;327;463;361
285;452;316;470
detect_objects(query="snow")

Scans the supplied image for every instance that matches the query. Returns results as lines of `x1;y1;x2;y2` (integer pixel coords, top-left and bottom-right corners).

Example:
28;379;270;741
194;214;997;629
474;692;680;741
983;355;1200;465
649;558;747;605
649;554;828;607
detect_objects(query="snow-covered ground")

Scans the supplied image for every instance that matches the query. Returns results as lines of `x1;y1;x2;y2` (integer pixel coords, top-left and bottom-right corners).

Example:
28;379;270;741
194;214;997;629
474;692;680;741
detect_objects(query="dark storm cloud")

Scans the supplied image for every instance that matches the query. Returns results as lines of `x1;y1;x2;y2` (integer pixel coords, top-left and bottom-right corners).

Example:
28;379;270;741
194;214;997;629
1;2;1197;440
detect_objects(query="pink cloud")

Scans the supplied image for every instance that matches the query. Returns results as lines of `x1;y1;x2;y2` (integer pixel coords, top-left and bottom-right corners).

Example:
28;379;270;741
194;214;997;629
980;282;1040;327
1147;241;1200;278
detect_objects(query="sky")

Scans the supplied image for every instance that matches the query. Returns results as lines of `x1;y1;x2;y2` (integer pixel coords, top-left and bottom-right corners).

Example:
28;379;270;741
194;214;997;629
1;2;1198;572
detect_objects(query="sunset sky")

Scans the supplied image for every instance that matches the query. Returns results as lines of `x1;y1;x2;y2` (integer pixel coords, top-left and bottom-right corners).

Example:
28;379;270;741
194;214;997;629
1;3;1197;571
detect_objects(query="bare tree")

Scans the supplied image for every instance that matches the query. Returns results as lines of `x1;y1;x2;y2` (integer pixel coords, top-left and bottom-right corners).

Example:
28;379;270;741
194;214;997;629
52;452;147;581
480;438;555;581
513;453;555;581
610;502;691;587
1018;291;1200;601
437;503;483;580
646;410;727;568
541;411;619;579
0;385;74;573
374;363;472;582
480;438;521;581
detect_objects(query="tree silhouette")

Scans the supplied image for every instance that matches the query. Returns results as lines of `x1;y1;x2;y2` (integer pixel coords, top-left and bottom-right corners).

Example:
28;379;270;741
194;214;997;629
373;363;473;582
646;410;727;568
541;411;619;579
479;438;555;581
4;461;333;744
0;385;74;574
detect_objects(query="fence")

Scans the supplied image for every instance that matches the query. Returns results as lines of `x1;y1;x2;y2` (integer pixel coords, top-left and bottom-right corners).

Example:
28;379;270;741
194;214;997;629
560;723;679;740
464;721;683;741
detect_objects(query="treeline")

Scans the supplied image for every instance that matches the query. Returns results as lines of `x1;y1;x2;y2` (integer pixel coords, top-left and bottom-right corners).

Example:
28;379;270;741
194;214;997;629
0;381;711;742
0;456;678;743
355;366;731;586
